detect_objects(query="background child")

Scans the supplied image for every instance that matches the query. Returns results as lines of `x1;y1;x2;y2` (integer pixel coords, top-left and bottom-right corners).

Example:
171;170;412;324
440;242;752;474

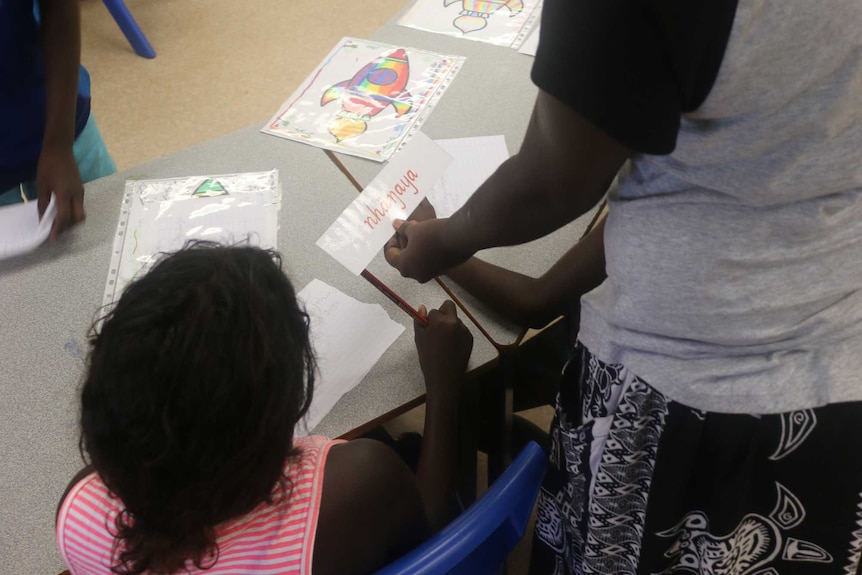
0;0;115;239
55;243;472;575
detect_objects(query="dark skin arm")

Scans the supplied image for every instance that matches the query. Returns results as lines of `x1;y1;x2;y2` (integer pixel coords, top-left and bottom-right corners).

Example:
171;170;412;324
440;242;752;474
313;302;473;575
411;301;472;530
37;0;86;240
387;90;629;283
444;215;607;328
390;202;609;329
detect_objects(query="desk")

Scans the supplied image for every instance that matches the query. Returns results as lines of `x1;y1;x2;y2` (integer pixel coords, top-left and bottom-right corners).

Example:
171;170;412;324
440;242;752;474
0;8;598;575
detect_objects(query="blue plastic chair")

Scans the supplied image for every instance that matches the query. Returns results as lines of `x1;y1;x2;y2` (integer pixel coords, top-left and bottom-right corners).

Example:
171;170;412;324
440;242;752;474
375;442;548;575
102;0;155;58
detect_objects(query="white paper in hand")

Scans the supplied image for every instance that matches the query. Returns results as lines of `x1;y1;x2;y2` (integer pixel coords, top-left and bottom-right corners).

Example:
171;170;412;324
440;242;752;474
316;132;453;275
0;195;56;260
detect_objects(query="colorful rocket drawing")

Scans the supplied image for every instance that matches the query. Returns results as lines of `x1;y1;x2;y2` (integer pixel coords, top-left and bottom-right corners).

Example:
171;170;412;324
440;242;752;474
320;48;413;142
444;0;524;34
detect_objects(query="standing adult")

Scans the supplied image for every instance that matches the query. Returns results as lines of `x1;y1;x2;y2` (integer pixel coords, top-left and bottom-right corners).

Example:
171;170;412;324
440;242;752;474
386;0;862;573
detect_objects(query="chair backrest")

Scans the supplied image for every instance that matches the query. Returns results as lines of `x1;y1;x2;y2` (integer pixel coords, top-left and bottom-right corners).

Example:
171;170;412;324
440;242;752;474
375;441;547;575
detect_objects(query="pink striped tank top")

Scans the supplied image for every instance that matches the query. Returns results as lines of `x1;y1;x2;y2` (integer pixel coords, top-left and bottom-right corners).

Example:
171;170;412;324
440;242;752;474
56;435;343;575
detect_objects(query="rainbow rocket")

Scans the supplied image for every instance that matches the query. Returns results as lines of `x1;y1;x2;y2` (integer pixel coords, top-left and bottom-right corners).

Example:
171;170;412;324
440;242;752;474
320;48;413;142
444;0;524;34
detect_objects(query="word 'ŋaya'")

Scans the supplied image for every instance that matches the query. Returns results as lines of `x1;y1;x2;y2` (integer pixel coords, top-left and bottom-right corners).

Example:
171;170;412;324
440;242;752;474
362;170;420;231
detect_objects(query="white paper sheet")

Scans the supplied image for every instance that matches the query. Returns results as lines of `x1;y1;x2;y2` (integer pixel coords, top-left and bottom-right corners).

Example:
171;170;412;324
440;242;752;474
0;195;56;260
428;136;510;218
518;23;540;56
104;171;280;306
262;38;464;162
317;132;453;275
296;279;405;434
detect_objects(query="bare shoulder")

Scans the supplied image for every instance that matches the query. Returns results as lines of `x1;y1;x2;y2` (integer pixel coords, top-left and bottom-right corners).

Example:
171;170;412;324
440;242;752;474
313;439;427;575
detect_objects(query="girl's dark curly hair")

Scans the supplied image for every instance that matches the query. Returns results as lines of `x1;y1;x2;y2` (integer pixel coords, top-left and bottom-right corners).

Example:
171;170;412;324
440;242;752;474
80;243;315;575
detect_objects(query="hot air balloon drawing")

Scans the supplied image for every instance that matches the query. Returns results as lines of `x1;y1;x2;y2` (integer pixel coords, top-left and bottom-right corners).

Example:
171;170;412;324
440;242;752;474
444;0;524;34
320;48;413;143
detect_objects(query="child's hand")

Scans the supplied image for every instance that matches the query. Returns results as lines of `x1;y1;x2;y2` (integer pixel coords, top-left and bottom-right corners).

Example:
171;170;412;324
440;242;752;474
36;145;85;241
414;301;473;405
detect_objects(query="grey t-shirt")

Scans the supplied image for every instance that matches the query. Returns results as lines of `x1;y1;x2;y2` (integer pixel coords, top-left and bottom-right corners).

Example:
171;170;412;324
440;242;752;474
578;0;862;413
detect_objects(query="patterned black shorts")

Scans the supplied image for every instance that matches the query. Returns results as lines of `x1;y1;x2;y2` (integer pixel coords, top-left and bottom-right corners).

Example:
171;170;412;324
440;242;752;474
531;343;862;575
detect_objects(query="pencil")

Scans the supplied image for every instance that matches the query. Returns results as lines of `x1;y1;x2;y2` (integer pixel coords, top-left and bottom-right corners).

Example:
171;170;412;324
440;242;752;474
361;269;429;326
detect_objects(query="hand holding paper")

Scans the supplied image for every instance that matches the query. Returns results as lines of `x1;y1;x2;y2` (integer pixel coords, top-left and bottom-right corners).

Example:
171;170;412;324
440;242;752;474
36;146;85;241
0;194;56;260
316;132;453;275
385;218;471;284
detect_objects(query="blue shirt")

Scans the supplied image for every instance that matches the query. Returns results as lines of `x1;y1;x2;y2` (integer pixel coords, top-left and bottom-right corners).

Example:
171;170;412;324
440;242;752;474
0;0;90;190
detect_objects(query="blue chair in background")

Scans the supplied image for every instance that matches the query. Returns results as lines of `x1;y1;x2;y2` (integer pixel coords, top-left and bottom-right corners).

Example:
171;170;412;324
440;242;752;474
102;0;155;58
34;0;153;58
375;441;548;575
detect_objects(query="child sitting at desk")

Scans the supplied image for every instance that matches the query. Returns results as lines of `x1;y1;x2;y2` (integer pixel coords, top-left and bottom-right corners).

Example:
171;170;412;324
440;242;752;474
55;243;472;575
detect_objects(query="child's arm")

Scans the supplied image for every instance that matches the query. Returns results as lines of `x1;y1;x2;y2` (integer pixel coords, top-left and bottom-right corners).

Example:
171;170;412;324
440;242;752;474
37;0;85;240
411;301;472;529
314;302;472;575
444;213;607;328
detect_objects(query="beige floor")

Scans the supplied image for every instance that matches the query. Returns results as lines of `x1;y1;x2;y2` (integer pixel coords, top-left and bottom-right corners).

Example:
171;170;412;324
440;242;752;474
81;0;407;170
80;1;551;573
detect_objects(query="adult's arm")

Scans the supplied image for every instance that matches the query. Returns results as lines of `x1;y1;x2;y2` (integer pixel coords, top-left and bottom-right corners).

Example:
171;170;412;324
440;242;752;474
387;90;629;283
37;0;86;240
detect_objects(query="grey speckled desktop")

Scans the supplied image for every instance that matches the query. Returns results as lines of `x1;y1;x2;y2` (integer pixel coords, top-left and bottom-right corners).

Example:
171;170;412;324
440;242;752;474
0;11;600;575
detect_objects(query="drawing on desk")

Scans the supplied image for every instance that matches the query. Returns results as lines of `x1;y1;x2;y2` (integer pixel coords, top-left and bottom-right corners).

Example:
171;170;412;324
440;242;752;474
400;0;541;48
446;0;524;34
262;37;464;162
103;171;281;307
320;47;413;143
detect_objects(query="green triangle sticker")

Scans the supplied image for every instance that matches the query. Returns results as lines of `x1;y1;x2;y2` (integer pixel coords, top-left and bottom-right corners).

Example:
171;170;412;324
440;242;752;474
193;179;228;197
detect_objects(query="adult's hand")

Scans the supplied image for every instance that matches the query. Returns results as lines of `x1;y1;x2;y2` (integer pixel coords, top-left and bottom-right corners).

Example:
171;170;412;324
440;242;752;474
408;197;437;222
384;218;470;283
414;300;473;405
36;145;85;241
